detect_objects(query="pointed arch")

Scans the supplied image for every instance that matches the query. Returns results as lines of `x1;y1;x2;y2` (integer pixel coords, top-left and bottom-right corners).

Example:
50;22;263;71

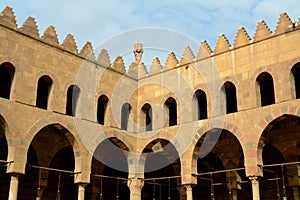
195;89;207;120
66;84;80;116
291;62;300;99
97;95;109;125
164;97;177;126
0;62;15;99
36;75;53;109
256;72;275;107
222;81;237;114
121;103;131;130
141;103;152;131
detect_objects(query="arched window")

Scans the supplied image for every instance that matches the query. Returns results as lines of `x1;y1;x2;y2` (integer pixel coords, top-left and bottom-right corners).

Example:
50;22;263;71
256;72;275;107
97;95;109;125
36;75;52;110
291;63;300;99
66;85;80;116
0;62;15;99
195;90;207;120
222;81;237;114
141;103;152;131
121;103;131;130
165;97;177;126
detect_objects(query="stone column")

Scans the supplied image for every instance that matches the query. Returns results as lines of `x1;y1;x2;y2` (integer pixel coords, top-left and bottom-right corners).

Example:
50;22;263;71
292;187;299;200
78;183;87;200
128;177;144;200
231;189;238;200
8;174;19;200
184;184;193;200
249;177;260;200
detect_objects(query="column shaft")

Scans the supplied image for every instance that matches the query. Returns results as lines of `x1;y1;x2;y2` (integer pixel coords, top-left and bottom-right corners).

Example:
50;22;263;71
8;174;19;200
78;184;86;200
250;177;260;200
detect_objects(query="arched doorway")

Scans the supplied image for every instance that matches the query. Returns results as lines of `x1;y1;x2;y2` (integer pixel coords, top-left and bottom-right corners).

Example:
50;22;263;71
18;124;77;200
0;115;9;199
86;137;130;200
193;129;250;199
258;114;300;199
142;139;181;199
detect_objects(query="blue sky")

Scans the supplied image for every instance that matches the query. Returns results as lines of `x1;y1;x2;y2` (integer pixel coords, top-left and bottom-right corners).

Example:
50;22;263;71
0;1;299;66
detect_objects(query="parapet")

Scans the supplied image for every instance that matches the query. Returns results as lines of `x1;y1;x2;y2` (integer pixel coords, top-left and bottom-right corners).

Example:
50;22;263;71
0;6;299;78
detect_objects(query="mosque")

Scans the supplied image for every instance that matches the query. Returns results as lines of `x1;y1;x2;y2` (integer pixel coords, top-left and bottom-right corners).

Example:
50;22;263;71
0;6;300;200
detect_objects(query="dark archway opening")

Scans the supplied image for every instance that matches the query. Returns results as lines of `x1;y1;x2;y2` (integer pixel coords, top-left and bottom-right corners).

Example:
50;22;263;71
256;72;275;107
142;139;181;199
193;129;250;199
165;97;177;126
0;62;15;99
291;63;300;99
0;116;9;200
36;75;53;110
97;95;109;125
222;81;237;114
121;103;131;130
18;125;77;200
195;89;207;120
141;103;152;131
86;138;130;200
259;114;300;200
66;85;80;116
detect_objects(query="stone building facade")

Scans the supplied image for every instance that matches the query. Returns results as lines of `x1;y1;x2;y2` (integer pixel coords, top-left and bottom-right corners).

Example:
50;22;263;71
0;6;300;200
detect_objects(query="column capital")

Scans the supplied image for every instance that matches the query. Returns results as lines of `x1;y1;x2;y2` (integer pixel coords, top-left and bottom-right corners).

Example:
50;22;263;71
184;184;194;191
249;176;259;182
128;177;144;192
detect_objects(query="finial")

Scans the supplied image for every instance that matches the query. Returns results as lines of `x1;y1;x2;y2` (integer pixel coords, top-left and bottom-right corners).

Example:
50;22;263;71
133;43;143;65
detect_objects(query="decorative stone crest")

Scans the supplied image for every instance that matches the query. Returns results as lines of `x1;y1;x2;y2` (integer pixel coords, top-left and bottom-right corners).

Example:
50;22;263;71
133;43;143;65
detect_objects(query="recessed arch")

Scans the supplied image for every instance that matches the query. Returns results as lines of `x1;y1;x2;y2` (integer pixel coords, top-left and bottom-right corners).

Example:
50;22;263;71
121;103;131;130
86;137;130;199
141;138;181;199
66;84;80;116
194;89;207;120
164;97;177;126
256;72;275;107
192;128;247;199
0;114;9;199
291;62;300;99
36;75;53;110
19;124;77;199
141;103;152;131
221;81;237;114
97;94;109;125
0;62;15;99
257;114;300;199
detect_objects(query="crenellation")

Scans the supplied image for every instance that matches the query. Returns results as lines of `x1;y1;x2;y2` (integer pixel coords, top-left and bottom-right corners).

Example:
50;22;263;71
97;49;111;68
79;41;96;61
149;57;162;75
180;46;195;66
42;25;59;46
233;27;251;48
197;40;212;60
112;55;126;74
253;20;272;42
18;16;39;39
60;34;78;54
164;52;178;69
274;12;293;34
0;6;17;30
214;34;231;54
